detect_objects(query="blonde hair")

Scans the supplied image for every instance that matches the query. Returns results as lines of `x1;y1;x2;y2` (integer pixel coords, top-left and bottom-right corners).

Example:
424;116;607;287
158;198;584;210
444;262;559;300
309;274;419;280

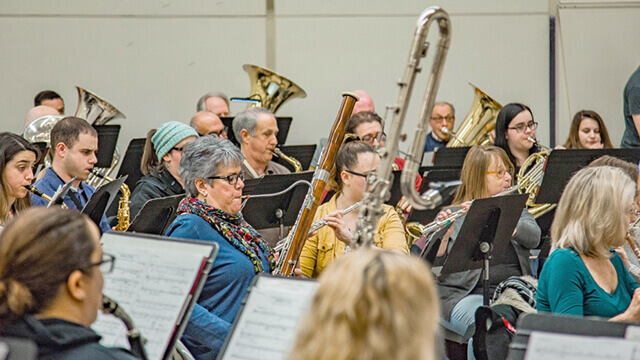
289;249;439;360
452;145;514;204
551;166;635;258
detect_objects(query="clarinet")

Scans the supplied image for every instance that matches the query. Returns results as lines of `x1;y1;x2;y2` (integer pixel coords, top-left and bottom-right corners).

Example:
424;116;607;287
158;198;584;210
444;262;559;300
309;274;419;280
102;295;149;360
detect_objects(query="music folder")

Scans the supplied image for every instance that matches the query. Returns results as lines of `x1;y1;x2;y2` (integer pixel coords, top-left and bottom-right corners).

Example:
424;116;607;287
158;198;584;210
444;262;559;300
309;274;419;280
218;275;319;360
92;232;218;360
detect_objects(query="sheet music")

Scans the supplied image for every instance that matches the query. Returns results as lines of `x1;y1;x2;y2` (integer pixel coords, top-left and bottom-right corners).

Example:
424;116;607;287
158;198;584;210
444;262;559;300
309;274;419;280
92;232;214;360
525;331;640;360
220;276;319;360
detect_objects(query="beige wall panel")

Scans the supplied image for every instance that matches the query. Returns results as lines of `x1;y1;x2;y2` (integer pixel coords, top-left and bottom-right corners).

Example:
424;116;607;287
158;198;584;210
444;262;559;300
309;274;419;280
276;12;550;149
0;16;266;152
555;6;640;146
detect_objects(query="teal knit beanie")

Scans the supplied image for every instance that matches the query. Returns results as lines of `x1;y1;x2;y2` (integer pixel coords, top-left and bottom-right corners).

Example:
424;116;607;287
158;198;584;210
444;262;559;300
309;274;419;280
151;121;199;161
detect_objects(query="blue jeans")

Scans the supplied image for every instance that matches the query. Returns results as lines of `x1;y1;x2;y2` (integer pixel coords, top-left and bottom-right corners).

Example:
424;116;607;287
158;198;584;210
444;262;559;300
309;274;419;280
441;294;483;360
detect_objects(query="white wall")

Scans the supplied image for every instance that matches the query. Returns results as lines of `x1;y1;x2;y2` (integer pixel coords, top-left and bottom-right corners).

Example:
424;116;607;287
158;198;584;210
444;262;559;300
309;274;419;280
555;1;640;146
2;0;635;156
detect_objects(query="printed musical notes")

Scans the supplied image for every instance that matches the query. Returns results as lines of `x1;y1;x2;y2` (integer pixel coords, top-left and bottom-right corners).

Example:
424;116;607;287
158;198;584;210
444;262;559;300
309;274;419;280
220;275;319;360
92;233;215;360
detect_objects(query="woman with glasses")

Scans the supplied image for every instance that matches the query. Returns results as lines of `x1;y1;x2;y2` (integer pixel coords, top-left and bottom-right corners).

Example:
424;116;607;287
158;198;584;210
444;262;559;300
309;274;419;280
538;166;640;321
0;132;40;227
299;141;409;279
130;121;198;220
165;135;275;359
562;110;613;149
493;103;541;170
434;145;540;359
0;207;135;360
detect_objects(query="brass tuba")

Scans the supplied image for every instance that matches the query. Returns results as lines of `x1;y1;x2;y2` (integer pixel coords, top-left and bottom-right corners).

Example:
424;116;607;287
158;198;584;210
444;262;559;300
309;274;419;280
446;84;502;147
353;6;451;247
238;64;307;113
74;87;126;188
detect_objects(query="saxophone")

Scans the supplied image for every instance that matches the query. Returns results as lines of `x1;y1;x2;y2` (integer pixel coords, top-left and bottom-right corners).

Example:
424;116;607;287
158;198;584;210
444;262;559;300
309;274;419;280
90;171;131;231
102;295;148;360
272;148;303;172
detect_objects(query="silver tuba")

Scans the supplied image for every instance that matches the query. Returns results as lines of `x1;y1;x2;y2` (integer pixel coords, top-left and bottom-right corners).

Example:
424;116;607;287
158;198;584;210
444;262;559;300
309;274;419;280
74;86;126;187
353;7;451;247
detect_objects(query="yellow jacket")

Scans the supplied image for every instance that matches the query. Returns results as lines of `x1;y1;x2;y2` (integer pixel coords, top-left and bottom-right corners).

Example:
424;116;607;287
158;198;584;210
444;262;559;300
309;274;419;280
299;194;409;278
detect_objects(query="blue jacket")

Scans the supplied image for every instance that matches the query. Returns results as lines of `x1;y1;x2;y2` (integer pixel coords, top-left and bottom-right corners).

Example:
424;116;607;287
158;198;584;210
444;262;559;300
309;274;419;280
30;168;110;233
165;213;272;360
423;131;448;153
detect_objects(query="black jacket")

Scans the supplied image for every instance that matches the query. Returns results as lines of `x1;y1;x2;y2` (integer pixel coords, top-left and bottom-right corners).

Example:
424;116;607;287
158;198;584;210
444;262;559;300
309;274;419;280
129;169;184;220
2;315;138;360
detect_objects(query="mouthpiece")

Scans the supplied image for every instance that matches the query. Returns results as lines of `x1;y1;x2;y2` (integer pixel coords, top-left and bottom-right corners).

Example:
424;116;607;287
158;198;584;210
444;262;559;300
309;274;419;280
527;136;537;144
441;127;451;135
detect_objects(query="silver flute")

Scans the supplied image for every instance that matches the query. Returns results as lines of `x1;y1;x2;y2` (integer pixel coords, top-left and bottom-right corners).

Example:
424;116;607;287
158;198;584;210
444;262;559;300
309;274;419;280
274;200;364;252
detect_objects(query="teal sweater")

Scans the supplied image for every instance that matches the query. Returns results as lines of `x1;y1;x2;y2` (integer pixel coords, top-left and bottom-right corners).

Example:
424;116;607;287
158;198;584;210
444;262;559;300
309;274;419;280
537;248;639;317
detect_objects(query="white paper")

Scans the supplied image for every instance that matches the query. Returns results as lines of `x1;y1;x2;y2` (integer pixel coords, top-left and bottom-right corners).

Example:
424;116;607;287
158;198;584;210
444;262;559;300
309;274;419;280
525;331;638;360
92;232;214;360
220;276;319;360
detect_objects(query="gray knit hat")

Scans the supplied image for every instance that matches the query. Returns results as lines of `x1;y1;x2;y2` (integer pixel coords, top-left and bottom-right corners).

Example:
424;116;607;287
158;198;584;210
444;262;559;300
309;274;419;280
151;121;198;161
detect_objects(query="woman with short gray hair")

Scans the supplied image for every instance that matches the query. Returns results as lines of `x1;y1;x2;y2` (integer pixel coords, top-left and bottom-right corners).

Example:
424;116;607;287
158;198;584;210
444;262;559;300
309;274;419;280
165;135;275;359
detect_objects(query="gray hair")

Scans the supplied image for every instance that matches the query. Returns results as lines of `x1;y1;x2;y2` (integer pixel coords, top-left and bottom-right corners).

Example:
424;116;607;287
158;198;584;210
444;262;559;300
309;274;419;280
196;92;231;112
434;101;455;116
232;107;274;144
179;135;244;197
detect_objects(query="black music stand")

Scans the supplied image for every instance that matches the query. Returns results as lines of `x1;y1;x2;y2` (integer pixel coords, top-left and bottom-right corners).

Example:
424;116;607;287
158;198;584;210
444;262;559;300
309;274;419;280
242;172;313;239
407;168;461;223
93;125;120;168
106;137;146;221
536;148;640;204
410;222;453;266
127;194;184;235
273;144;317;172
441;194;528;305
221;116;293;147
433;147;471;168
82;175;127;232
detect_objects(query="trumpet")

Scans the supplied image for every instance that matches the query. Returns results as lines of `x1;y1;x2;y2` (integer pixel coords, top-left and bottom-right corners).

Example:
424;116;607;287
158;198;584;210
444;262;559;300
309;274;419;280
405;185;519;241
272;148;303;172
274;200;363;252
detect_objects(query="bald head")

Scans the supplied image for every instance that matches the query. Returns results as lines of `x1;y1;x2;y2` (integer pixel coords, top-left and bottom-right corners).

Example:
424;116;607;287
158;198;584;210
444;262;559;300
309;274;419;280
190;111;227;139
25;105;60;128
352;90;375;114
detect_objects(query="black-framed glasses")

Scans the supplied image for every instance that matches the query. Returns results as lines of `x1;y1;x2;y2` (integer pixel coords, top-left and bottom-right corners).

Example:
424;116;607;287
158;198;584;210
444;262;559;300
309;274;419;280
171;146;184;153
431;115;454;124
508;121;538;134
359;133;387;144
345;169;368;178
89;253;115;274
207;172;244;185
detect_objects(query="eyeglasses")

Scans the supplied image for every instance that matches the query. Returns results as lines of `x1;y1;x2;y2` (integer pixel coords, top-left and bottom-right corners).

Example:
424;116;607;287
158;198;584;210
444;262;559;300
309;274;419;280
208;172;244;186
431;115;454;124
486;168;513;179
89;253;115;274
508;121;538;134
359;133;387;144
171;146;184;153
345;169;369;178
207;127;228;138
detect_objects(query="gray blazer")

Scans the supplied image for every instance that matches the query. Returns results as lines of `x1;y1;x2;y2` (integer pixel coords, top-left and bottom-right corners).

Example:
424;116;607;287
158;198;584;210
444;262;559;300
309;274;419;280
436;208;540;320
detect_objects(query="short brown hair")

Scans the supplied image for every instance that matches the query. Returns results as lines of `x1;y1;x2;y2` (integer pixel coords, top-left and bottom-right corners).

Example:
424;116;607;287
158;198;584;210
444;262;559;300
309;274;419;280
452;145;514;204
346;111;382;135
0;208;96;327
50;116;97;151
